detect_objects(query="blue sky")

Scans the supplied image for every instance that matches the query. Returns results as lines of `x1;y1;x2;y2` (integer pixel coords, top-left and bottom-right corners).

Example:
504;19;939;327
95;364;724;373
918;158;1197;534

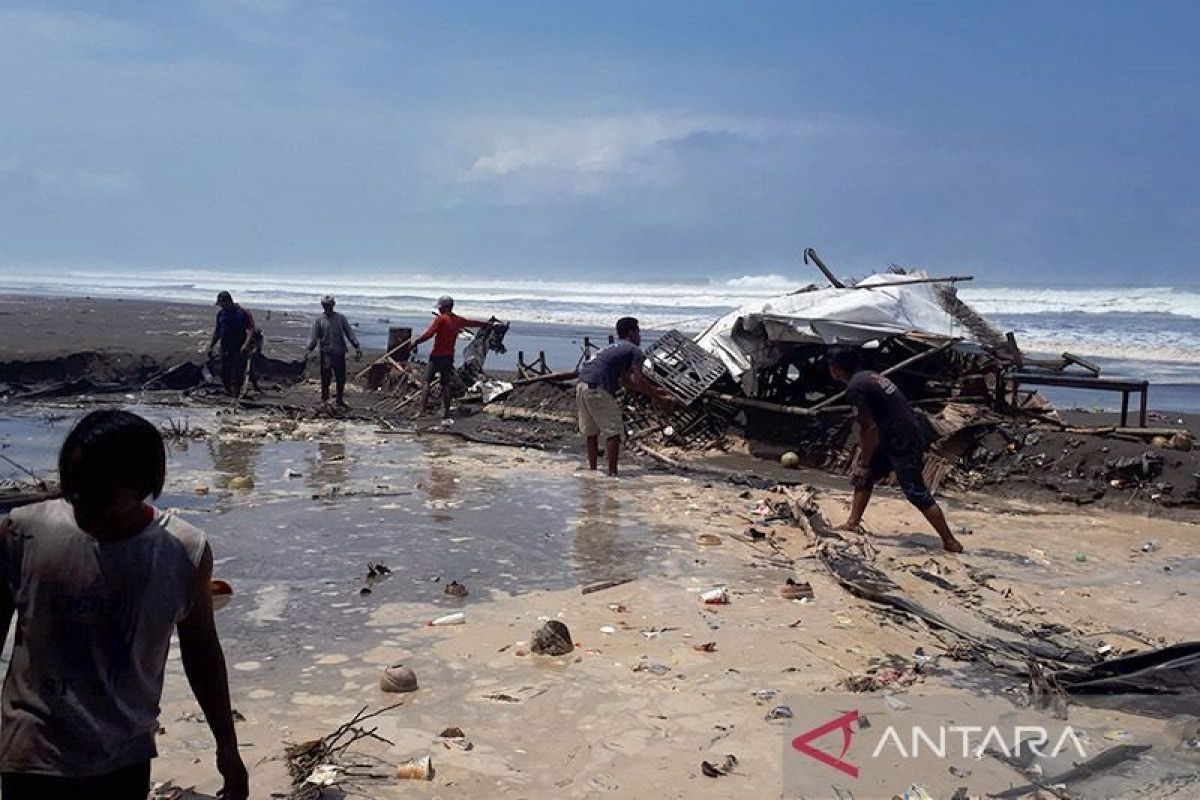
1;1;1198;284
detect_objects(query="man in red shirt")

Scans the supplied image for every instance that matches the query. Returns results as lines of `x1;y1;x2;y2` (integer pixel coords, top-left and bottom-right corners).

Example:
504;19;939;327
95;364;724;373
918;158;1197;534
411;296;488;417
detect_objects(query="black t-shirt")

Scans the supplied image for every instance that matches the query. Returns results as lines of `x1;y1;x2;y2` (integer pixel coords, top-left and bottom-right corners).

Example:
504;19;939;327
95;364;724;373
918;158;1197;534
845;370;924;452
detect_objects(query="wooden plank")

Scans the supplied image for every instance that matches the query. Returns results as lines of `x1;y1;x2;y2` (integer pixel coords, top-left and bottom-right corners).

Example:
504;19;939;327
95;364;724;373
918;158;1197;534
808;339;957;412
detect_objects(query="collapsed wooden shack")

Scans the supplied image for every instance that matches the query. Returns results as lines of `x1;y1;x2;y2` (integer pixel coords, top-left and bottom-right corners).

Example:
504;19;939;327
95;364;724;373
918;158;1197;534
354;249;1193;503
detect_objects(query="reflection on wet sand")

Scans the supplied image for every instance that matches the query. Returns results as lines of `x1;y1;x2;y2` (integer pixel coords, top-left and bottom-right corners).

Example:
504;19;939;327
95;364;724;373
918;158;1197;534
573;476;633;584
420;446;461;526
208;436;262;484
306;439;350;492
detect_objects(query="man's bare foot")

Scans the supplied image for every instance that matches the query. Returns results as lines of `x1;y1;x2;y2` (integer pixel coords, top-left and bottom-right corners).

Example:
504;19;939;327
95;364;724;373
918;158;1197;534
942;537;964;554
834;520;864;533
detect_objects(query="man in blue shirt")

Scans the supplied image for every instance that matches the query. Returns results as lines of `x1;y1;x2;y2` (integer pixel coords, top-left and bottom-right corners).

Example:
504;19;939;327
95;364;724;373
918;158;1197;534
576;317;670;476
205;291;255;398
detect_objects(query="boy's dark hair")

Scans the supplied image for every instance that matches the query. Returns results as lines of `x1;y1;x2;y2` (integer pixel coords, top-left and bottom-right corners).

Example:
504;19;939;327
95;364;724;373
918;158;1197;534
616;317;639;339
828;346;862;374
59;409;166;502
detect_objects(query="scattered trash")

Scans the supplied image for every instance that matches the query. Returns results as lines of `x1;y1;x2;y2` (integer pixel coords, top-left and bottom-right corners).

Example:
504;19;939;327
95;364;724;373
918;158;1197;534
483;692;522;703
766;705;793;720
530;620;574;655
1105;452;1165;483
700;587;730;604
700;754;738;778
435;726;473;751
641;626;676;639
366;562;392;579
149;781;195;800
1141;539;1161;553
192;484;209;495
428;612;466;627
380;664;418;694
443;580;469;597
228;475;254;490
696;533;723;546
395;755;433;781
633;662;672;676
779;578;814;601
284;704;403;794
599;625;616;635
1074;552;1088;563
581;577;634;595
892;785;934;800
752;688;779;702
1096;643;1114;656
693;642;717;653
305;764;341;786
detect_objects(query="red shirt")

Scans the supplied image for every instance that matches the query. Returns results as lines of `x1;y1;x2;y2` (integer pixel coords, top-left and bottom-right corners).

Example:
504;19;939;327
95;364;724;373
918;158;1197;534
418;312;484;357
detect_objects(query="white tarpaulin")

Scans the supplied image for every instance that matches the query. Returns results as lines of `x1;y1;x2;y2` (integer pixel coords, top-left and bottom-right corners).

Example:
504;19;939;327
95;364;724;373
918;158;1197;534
695;272;966;390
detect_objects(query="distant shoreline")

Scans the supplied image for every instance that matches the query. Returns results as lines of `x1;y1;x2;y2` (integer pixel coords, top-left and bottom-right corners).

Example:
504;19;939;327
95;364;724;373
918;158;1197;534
2;292;1198;414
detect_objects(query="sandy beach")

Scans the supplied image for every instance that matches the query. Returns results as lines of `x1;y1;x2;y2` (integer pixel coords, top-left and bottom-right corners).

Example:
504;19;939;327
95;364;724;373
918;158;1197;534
1;294;1199;798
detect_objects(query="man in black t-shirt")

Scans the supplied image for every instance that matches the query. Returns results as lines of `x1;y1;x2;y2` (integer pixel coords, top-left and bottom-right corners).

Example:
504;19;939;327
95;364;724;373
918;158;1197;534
828;347;963;553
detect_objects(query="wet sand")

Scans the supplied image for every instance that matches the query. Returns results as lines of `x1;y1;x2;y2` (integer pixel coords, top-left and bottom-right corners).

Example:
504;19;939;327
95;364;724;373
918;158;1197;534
2;296;1200;797
3;404;1199;798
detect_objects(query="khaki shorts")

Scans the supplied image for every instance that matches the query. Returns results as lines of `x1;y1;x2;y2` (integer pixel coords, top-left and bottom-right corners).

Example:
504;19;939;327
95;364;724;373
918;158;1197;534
576;383;624;439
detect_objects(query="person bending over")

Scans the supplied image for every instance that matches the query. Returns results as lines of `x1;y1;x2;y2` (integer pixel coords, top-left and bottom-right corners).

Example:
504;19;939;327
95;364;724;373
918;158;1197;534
576;317;671;477
827;347;963;553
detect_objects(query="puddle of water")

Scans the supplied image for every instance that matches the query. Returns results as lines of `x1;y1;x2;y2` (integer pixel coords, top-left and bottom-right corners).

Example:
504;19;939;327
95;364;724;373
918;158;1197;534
1;403;696;667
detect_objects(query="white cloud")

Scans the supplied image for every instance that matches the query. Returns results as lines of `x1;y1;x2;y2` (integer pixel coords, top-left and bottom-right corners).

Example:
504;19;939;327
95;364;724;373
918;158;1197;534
463;113;791;182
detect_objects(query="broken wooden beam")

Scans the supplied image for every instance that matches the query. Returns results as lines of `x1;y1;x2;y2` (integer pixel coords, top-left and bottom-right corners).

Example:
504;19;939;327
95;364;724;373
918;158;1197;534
807;339;957;412
850;275;974;289
803;247;844;288
353;336;412;380
509;370;578;388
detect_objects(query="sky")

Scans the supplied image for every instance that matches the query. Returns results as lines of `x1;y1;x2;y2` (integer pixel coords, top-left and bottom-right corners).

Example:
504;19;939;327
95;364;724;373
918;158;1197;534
1;1;1198;285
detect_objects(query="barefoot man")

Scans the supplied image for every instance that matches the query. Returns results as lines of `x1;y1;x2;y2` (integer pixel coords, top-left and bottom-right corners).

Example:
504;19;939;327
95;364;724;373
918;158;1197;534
828;347;963;553
576;317;671;477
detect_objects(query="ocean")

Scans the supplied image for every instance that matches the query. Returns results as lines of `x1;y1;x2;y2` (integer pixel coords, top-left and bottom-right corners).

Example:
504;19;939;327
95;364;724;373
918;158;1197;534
2;268;1198;411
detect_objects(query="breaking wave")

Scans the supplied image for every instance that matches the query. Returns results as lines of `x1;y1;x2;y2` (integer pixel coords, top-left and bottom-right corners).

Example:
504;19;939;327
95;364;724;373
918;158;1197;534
1;268;1198;379
960;286;1200;319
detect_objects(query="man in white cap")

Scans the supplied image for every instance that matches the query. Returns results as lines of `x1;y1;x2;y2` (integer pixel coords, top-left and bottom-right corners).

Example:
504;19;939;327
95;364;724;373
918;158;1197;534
306;295;362;409
411;296;488;418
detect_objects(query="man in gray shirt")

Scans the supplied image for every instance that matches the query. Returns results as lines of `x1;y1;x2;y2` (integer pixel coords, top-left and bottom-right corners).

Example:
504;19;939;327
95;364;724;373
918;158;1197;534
576;317;671;476
306;295;362;409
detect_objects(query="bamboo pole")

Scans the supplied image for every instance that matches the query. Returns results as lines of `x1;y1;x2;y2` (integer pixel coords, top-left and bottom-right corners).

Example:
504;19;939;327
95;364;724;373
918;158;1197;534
807;339;957;412
353;337;412;380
